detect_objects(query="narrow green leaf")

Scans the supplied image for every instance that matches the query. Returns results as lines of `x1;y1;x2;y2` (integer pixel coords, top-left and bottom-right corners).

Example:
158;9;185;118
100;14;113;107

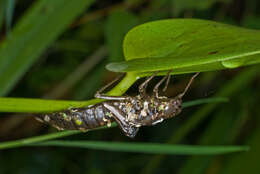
0;131;79;150
0;96;227;113
0;0;95;96
106;19;260;73
0;123;117;150
182;97;228;108
0;97;93;113
30;140;249;155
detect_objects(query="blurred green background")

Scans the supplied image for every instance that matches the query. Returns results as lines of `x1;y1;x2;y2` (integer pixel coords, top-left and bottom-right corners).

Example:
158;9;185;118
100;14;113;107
0;0;260;174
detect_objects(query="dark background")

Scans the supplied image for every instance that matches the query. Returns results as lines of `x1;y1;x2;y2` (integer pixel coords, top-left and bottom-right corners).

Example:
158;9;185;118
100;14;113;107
0;0;260;174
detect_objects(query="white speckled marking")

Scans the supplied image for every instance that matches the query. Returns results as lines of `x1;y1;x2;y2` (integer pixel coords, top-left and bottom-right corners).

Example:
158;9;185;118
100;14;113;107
44;115;50;122
53;125;64;131
35;117;44;123
107;120;111;127
140;110;147;117
143;101;149;109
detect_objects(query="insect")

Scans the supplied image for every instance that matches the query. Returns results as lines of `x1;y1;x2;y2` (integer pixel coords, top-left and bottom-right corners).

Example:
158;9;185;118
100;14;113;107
36;71;199;138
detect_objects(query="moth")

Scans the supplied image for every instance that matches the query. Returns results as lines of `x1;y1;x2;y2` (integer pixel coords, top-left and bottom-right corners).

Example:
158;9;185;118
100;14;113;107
36;71;199;138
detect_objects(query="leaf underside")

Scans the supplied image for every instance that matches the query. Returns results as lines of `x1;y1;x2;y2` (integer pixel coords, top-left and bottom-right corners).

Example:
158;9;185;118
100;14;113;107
106;19;260;74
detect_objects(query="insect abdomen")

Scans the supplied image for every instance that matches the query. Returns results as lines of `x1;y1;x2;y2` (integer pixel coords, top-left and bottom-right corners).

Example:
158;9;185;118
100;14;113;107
36;103;113;131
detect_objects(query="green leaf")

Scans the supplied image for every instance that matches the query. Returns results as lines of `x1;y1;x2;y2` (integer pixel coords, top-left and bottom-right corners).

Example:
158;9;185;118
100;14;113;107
30;140;249;155
0;97;93;113
106;19;260;74
0;0;95;96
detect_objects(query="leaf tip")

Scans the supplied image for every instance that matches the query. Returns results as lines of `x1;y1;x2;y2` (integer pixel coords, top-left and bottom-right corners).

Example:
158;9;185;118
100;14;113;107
106;62;128;72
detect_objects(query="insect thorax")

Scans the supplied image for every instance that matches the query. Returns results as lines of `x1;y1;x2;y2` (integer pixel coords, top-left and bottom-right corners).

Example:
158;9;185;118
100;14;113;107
111;95;182;127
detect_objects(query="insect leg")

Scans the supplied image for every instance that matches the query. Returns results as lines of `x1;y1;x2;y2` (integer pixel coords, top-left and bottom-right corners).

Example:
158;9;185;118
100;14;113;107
178;72;200;98
163;70;173;92
153;70;172;98
139;71;158;96
95;74;128;100
103;103;139;138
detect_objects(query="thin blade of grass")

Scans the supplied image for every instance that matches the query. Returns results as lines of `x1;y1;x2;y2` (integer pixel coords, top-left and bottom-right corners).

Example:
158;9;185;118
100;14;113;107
30;140;249;155
0;123;117;150
0;130;79;150
182;97;228;108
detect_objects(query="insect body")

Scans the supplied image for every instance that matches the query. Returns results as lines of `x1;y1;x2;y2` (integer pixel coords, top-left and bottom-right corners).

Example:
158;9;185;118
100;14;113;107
36;71;199;138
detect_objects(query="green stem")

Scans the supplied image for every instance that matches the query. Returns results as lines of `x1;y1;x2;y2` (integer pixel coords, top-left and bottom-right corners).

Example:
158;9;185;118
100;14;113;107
0;72;138;113
78;72;138;106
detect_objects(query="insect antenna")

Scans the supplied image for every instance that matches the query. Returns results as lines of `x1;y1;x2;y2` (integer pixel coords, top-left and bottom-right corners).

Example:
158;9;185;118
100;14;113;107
178;72;200;98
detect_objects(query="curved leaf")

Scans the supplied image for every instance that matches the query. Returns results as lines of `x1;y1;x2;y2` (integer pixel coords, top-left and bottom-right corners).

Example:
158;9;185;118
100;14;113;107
106;19;260;73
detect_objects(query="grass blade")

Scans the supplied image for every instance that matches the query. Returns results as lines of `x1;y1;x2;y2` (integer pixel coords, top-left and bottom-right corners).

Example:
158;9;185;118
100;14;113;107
182;97;228;108
30;140;249;155
0;131;79;150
